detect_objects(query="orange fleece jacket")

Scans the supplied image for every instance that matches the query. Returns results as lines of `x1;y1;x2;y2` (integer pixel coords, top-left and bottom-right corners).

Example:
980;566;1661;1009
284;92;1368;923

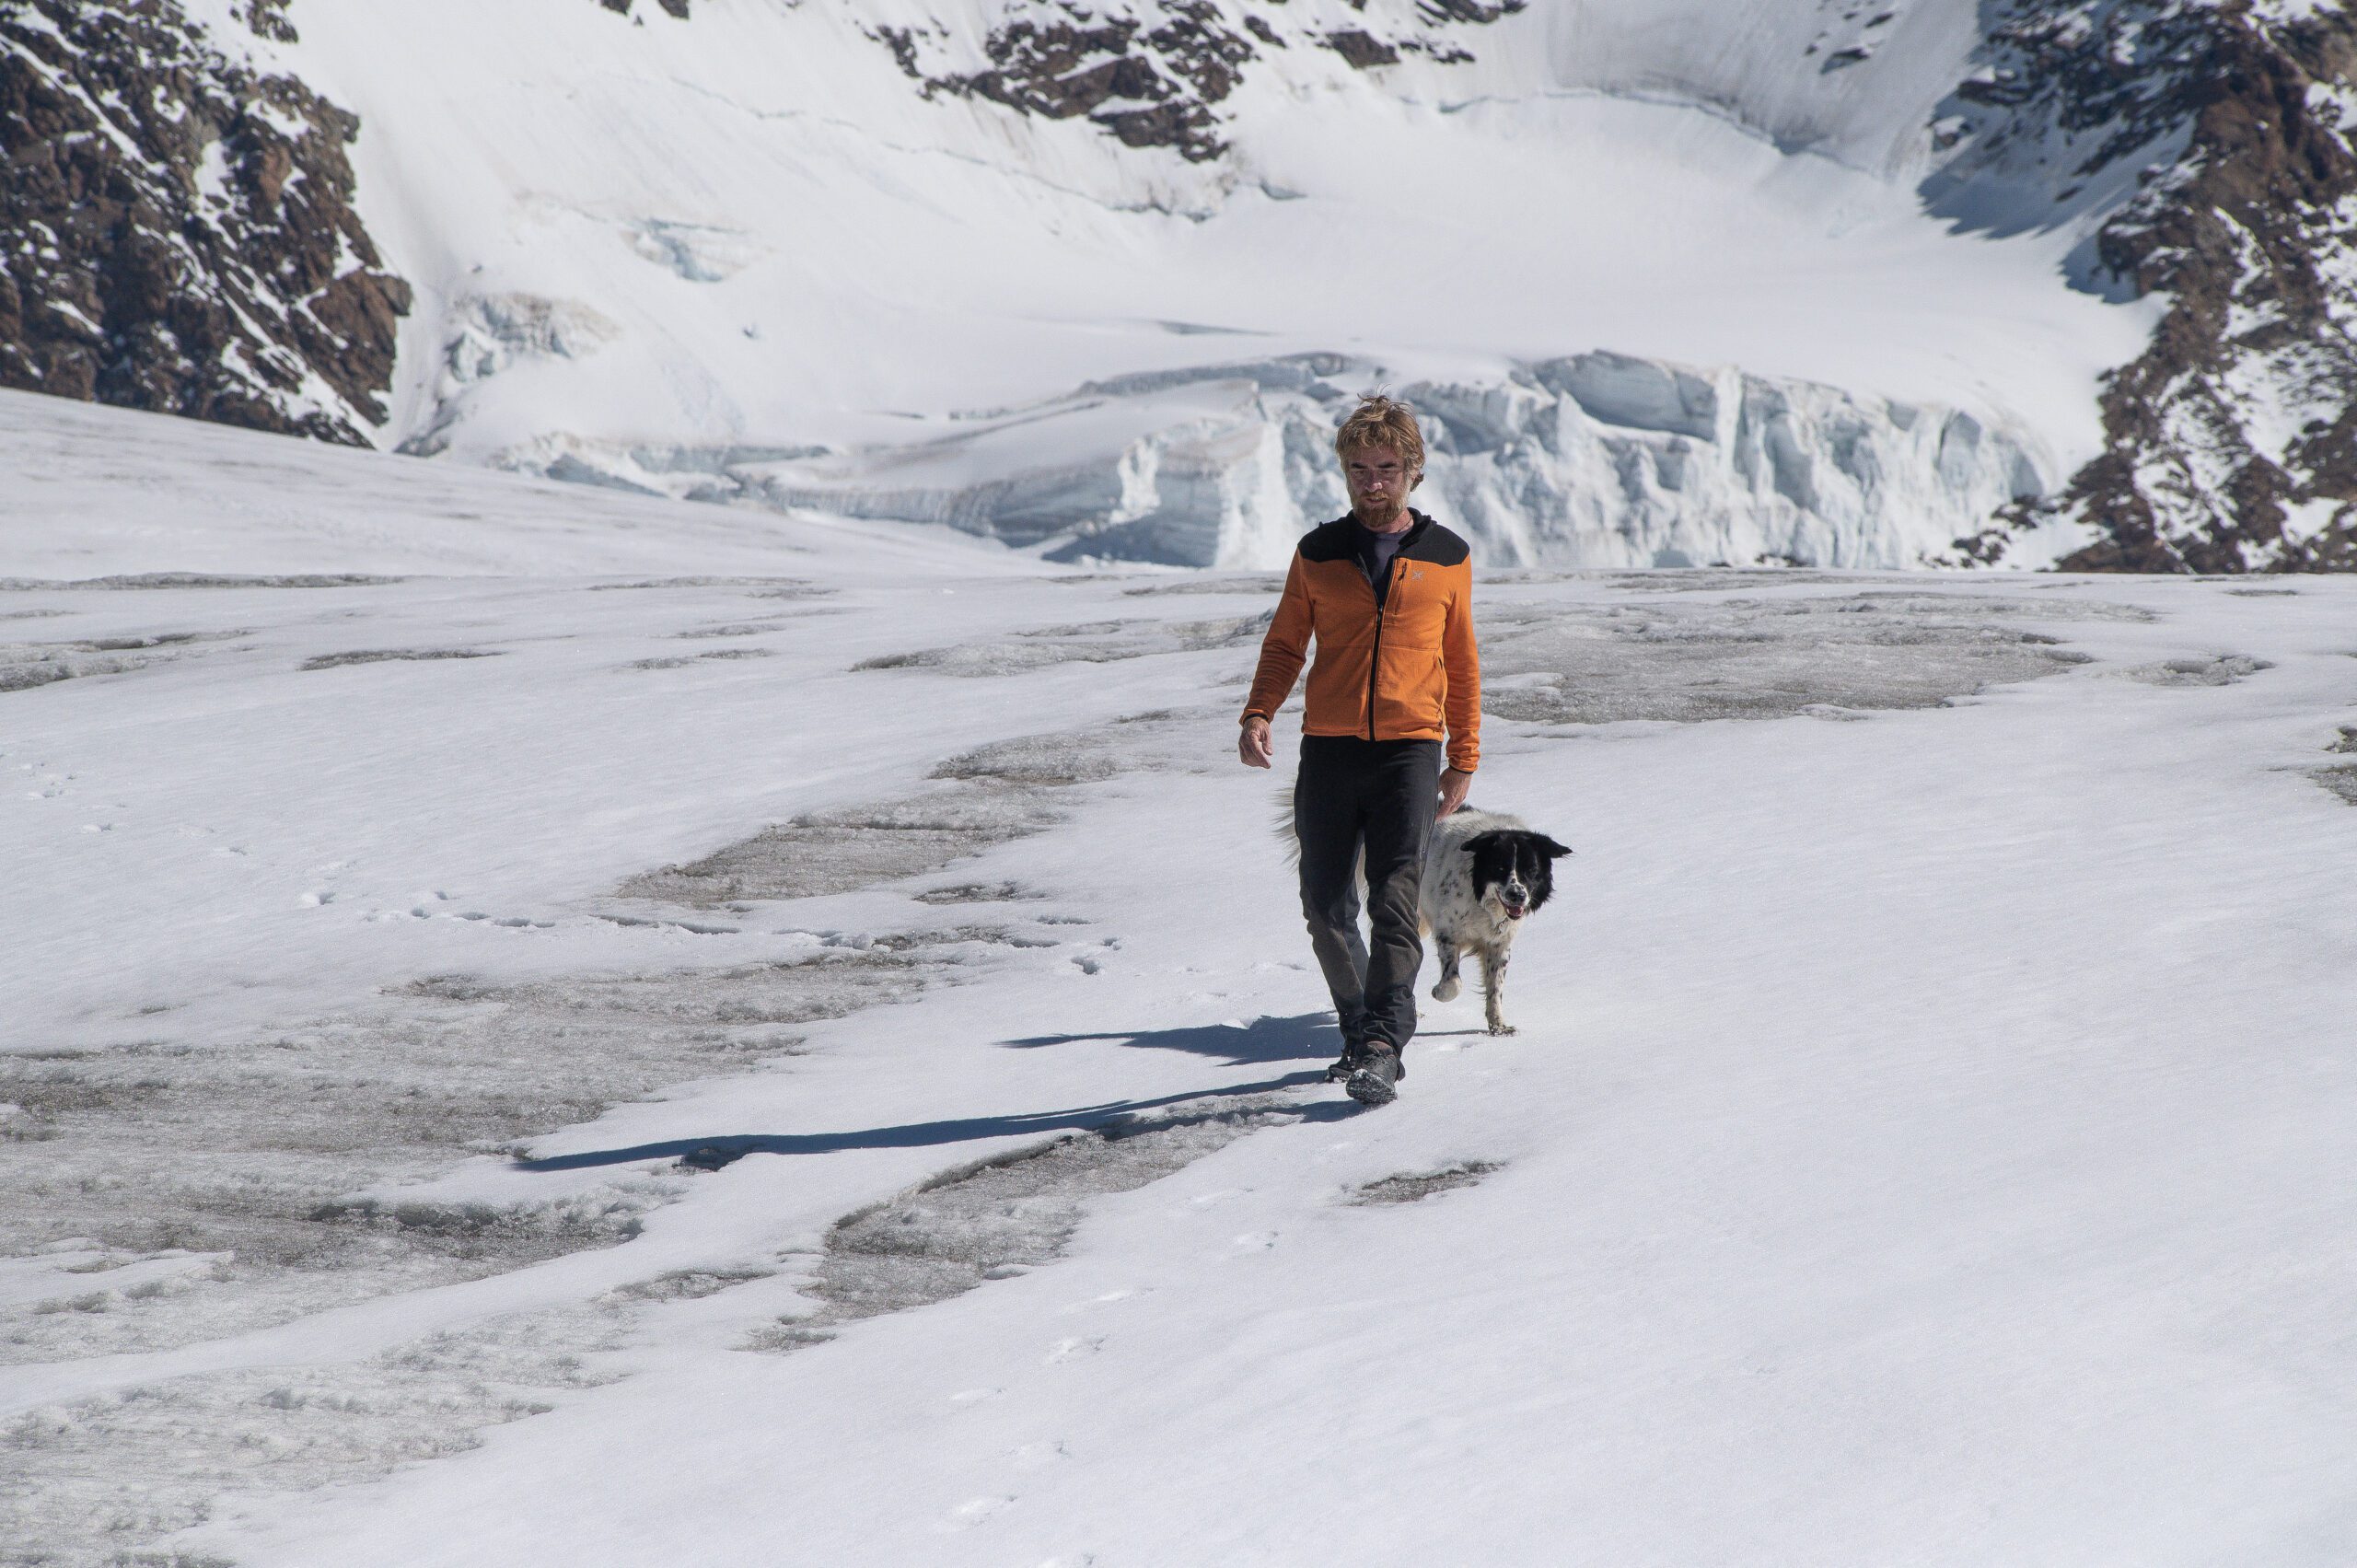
1241;511;1480;773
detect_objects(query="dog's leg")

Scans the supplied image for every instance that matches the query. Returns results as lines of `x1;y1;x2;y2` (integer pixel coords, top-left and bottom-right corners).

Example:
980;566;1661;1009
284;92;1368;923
1432;939;1461;1003
1480;946;1515;1036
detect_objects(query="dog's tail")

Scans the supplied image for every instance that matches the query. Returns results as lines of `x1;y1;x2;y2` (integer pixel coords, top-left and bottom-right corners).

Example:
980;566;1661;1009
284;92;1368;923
1271;784;1297;865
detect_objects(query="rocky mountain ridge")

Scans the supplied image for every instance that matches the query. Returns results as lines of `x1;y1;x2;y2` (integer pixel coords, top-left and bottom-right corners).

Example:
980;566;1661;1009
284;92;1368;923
0;0;408;444
1938;0;2357;570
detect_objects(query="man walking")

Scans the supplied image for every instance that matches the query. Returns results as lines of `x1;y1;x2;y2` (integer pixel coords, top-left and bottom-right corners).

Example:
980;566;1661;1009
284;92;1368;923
1238;396;1480;1107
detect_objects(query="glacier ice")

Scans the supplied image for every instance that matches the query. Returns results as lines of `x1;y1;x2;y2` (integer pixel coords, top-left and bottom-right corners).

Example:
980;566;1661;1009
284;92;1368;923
492;350;2049;571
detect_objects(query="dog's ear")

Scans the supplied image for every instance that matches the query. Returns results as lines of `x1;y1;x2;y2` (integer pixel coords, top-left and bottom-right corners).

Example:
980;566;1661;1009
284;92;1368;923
1534;835;1573;859
1460;831;1504;857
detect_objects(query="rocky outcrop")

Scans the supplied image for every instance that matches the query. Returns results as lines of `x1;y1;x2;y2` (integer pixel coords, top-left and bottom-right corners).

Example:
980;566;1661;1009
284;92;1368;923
0;0;408;444
1938;0;2357;573
868;0;1522;162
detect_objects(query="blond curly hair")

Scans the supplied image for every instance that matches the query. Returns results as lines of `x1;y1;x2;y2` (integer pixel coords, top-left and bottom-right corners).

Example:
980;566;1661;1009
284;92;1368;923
1333;394;1426;484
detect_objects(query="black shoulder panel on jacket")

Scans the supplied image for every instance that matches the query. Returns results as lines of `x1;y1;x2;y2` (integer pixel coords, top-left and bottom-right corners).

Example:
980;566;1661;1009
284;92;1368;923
1400;520;1470;568
1297;517;1361;563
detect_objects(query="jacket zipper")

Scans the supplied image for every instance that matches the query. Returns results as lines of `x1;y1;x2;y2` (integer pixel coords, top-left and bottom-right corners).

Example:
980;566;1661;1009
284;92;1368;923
1365;556;1401;740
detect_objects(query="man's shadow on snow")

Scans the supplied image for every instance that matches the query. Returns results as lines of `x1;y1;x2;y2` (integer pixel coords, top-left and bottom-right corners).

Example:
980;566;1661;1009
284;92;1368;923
1001;1010;1340;1067
517;1073;1353;1174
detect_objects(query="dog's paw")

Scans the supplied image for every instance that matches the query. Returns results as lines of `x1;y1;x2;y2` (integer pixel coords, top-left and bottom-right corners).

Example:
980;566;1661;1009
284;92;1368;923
1486;1022;1517;1037
1433;977;1461;1002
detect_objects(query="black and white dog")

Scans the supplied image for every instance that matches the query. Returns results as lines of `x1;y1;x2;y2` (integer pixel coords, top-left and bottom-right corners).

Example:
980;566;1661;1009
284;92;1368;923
1421;808;1571;1036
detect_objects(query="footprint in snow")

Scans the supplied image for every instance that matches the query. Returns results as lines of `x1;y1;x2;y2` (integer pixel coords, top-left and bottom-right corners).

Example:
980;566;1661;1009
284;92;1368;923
1045;1335;1105;1364
944;1496;1014;1529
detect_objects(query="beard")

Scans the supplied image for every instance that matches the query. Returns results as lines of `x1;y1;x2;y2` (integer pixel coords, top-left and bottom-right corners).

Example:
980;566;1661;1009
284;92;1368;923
1352;492;1410;528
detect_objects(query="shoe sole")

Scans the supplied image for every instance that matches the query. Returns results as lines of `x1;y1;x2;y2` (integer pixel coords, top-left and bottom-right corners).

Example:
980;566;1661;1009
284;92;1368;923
1344;1067;1398;1108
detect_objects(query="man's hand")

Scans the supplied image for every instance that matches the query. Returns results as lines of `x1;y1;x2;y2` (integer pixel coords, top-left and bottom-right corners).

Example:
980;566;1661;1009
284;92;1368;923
1436;767;1473;819
1238;716;1274;769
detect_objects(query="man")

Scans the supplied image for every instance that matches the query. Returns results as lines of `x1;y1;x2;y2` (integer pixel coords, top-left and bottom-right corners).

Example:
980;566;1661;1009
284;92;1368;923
1238;396;1480;1108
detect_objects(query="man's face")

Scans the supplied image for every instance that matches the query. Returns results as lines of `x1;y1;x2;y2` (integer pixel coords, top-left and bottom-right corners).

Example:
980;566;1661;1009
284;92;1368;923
1344;444;1417;529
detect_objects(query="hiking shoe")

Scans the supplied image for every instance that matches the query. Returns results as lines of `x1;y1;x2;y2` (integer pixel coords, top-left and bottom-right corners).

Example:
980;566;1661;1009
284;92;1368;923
1345;1046;1401;1108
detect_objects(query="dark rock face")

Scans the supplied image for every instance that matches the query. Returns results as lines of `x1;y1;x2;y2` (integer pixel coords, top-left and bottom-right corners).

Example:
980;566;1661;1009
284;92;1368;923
0;0;409;444
870;0;1523;162
1938;1;2357;573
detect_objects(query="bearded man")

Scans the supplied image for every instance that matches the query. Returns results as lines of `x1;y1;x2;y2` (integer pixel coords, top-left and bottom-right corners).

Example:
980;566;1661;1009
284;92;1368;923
1237;396;1480;1107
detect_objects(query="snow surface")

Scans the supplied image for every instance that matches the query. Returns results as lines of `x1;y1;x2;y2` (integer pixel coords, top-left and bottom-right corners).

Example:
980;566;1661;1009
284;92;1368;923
203;0;2161;566
6;393;2357;1564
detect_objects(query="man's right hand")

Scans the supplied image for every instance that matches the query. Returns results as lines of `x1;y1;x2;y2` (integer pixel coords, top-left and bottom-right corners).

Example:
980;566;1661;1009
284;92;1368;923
1238;716;1273;769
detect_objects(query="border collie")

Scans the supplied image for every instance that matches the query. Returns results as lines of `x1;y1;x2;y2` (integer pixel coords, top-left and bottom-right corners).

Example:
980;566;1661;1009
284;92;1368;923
1422;808;1571;1036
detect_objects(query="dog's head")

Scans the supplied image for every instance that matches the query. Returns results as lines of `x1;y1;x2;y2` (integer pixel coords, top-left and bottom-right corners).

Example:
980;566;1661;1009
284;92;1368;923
1463;829;1572;922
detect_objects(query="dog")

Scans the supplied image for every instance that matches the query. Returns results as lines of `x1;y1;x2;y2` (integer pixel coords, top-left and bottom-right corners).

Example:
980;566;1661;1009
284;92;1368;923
1420;808;1571;1036
1277;791;1569;1039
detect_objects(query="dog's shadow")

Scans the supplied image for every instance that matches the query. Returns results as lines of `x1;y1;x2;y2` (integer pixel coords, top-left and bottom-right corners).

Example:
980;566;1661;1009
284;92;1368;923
1002;1011;1338;1067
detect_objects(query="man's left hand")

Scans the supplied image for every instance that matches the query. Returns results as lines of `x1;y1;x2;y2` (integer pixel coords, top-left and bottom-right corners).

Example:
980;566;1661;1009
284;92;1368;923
1436;767;1473;819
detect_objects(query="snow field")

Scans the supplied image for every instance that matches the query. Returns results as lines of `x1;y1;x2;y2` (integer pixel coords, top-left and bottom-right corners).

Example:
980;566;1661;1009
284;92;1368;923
6;400;2357;1562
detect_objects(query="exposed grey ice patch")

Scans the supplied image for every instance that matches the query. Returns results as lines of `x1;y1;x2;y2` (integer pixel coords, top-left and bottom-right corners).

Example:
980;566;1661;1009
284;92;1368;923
2326;726;2357;755
1597;569;1895;592
0;950;931;1365
911;881;1051;906
672;622;789;639
601;1266;774;1304
2;1298;638;1568
1347;1162;1504;1206
749;1099;1301;1353
1;630;243;692
586;575;829;596
1120;575;1283;597
857;610;1270;677
301;648;504;671
2110;655;2274;688
930;733;1127;788
0;574;401;590
1476;591;2101;726
627;648;779;669
616;789;1067;906
2312;764;2357;806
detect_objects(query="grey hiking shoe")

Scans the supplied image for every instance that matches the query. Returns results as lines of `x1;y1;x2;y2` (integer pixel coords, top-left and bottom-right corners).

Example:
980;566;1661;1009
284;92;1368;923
1345;1045;1401;1107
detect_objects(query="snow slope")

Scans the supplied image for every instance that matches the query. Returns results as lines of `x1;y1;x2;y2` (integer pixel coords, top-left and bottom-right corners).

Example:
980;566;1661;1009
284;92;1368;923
6;393;2357;1563
250;0;2154;565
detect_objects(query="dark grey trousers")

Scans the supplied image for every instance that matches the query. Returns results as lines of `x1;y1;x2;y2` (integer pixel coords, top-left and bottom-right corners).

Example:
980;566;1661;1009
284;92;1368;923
1294;736;1445;1054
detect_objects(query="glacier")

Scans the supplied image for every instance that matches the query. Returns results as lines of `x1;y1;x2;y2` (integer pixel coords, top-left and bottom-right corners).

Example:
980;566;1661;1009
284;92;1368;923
498;350;2047;569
